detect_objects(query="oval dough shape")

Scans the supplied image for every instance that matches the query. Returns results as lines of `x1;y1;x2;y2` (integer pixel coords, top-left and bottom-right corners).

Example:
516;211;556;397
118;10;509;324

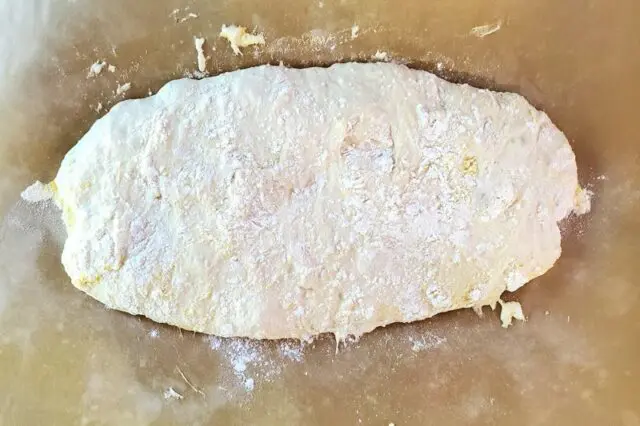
52;63;585;340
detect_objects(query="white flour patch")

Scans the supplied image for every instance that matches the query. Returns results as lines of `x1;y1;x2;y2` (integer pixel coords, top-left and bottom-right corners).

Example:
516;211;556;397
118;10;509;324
163;387;184;401
372;50;389;61
87;61;106;78
244;378;255;392
279;341;305;362
408;332;447;352
205;336;306;394
115;82;131;96
87;60;116;79
351;24;360;39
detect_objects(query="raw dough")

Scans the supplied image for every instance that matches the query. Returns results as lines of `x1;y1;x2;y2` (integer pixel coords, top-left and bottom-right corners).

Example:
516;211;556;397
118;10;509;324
87;60;107;78
46;63;587;340
193;37;207;73
219;25;265;55
498;300;526;328
115;82;131;96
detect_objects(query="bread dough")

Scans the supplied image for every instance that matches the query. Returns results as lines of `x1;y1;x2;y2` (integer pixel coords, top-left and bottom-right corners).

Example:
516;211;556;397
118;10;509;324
193;37;207;73
498;300;526;328
219;25;265;56
46;63;587;340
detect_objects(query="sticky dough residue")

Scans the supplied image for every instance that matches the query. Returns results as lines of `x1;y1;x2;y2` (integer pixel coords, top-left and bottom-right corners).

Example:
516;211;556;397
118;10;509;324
86;60;117;79
194;37;207;72
219;25;265;56
470;22;502;38
498;300;526;328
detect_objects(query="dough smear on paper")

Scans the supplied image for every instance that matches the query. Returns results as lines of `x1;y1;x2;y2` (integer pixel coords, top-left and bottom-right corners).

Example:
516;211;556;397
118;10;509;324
41;63;588;340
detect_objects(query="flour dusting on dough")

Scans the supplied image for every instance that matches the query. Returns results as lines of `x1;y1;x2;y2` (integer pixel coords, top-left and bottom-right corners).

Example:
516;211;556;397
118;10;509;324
47;63;588;340
21;181;54;203
573;187;593;215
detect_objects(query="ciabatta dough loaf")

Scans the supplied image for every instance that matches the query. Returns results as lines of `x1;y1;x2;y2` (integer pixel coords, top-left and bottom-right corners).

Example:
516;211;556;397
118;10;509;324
45;63;588;340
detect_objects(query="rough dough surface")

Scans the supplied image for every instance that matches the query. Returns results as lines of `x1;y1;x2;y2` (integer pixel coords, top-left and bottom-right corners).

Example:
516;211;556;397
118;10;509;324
50;63;586;340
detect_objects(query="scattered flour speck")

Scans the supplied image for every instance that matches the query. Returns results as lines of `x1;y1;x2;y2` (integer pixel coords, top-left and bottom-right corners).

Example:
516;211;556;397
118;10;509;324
203;336;306;394
279;341;305;362
208;336;222;350
244;378;255;391
372;50;389;61
351;24;360;39
163;387;183;400
87;61;106;78
115;82;131;96
409;333;447;352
